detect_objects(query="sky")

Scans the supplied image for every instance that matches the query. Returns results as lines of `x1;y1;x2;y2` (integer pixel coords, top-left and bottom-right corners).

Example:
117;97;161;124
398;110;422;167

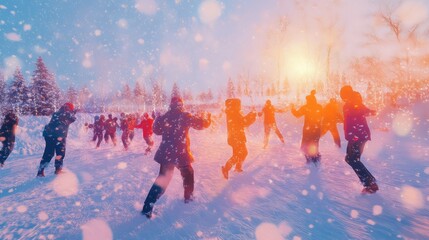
1;0;428;95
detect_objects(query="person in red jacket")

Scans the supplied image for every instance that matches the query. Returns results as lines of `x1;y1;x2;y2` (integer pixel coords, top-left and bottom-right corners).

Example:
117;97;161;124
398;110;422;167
321;98;343;148
258;99;285;148
135;112;154;154
221;98;257;179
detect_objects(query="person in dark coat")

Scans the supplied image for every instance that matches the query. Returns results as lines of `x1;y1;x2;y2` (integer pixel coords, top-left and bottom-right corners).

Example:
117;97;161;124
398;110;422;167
93;114;105;148
141;97;211;219
37;102;77;176
340;85;378;194
135;112;154;154
321;98;343;148
291;90;323;164
221;98;257;179
104;114;119;146
119;113;130;150
258;99;285;148
0;112;19;167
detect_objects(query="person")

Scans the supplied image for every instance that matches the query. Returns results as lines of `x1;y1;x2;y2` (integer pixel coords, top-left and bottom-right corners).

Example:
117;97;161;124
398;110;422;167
135;112;154;154
141;97;211;218
128;114;137;142
221;98;257;179
93;114;105;148
119;113;130;150
37;102;77;176
104;114;119;146
340;85;378;194
291;90;323;164
0;112;19;167
258;99;285;148
321;98;343;148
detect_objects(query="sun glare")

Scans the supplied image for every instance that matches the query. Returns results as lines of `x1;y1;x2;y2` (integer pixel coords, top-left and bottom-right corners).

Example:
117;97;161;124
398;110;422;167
282;43;323;88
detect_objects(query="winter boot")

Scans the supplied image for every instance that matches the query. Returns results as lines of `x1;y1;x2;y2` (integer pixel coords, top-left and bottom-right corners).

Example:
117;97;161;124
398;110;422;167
55;167;63;175
37;168;45;177
141;203;153;219
362;182;379;194
221;166;229;180
184;194;194;204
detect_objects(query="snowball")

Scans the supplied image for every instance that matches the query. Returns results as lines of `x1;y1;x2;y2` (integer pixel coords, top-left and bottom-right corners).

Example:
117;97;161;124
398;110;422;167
278;221;293;237
372;205;383;216
135;0;158;15
392;111;413;136
174;221;183;229
94;29;102;36
38;211;49;221
117;162;127;169
401;185;425;211
34;45;47;54
367;219;376;225
133;201;143;211
198;0;223;25
23;24;31;31
17;205;28;213
305;208;312;214
194;33;203;42
137;38;145;45
255;222;283;240
5;32;21;41
81;219;113;240
75;201;81;206
350;210;359;218
82;58;92;68
51;171;79;197
116;19;128;29
301;189;308;196
196;231;203;237
310;185;316;190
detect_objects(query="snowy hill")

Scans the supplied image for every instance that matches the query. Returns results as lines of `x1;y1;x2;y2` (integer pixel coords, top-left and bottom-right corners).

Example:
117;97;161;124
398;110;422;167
0;103;428;240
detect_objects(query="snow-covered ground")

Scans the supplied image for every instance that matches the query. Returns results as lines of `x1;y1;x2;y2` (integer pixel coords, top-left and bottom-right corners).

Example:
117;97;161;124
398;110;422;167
1;103;428;240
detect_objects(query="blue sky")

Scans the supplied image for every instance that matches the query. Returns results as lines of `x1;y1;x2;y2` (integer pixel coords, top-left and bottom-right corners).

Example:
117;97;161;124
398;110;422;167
1;0;428;95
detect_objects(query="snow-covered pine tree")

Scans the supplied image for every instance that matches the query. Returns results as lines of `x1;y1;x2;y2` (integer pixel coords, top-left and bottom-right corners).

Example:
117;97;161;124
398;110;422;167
65;86;78;105
8;68;28;115
134;81;146;111
31;57;60;115
227;78;235;99
0;71;6;114
171;82;181;99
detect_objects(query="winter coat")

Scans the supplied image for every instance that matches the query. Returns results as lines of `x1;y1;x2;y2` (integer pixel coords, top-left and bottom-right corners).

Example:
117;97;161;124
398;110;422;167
343;102;372;142
291;103;323;139
322;101;343;125
136;117;154;137
43;106;76;139
128;117;137;131
259;104;277;124
153;108;211;167
226;110;256;147
94;119;105;133
120;117;128;131
0;113;19;141
104;118;119;134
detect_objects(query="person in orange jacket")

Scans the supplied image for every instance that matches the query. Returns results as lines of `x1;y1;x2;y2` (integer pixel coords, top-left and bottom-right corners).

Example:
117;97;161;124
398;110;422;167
258;99;285;148
135;112;154;154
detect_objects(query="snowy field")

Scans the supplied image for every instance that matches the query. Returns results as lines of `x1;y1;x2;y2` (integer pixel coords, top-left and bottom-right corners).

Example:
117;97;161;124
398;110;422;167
0;103;428;240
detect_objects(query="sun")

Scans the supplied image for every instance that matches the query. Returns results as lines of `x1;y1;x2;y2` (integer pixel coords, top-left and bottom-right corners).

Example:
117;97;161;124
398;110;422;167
282;43;323;88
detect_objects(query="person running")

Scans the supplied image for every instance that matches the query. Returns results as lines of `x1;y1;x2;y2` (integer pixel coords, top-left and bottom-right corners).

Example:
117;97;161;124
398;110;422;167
93;114;105;148
141;97;211;218
37;102;77;176
135;112;154;154
104;114;119;146
291;90;323;164
221;98;257;179
258;99;285;148
120;113;130;150
0;112;19;167
321;98;343;148
340;85;378;194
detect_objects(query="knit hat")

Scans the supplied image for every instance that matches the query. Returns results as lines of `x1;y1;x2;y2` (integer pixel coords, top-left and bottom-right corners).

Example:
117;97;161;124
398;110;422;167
64;102;74;111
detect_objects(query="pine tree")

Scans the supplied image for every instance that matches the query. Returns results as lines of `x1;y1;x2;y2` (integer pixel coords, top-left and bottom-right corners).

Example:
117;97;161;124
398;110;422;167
227;78;235;98
134;81;146;111
171;82;181;99
31;57;60;115
0;71;6;114
152;81;164;109
8;68;28;114
122;84;132;100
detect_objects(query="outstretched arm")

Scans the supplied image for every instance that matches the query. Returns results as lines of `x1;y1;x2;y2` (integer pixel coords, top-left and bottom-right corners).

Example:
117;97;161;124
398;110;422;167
190;112;211;130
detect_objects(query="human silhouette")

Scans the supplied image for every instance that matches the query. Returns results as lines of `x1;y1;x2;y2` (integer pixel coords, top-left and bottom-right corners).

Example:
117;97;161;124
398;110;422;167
340;85;378;194
291;90;323;164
